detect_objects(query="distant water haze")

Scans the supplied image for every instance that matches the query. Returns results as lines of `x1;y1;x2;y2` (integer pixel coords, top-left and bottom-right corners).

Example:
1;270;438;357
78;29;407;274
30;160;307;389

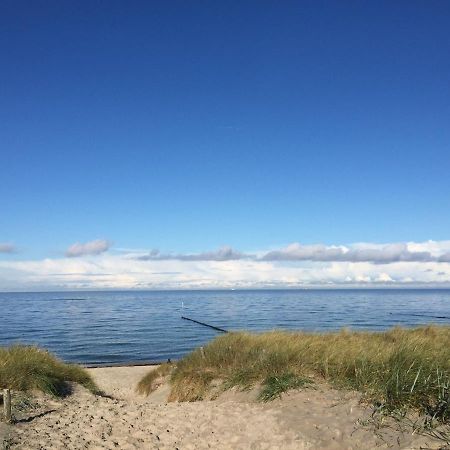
1;290;449;366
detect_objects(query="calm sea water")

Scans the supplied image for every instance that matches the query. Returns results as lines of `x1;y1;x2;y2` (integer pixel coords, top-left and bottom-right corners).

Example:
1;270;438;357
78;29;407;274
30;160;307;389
1;289;449;366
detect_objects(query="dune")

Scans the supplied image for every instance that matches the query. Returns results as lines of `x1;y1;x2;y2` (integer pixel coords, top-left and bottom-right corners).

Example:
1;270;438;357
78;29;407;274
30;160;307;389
4;365;447;449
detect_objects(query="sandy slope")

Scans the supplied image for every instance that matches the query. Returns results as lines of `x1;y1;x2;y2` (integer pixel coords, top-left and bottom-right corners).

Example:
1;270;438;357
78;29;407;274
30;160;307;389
5;366;447;449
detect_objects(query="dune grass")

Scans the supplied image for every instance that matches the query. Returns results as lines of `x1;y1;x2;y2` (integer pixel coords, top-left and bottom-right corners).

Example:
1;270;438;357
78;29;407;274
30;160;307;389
139;326;450;422
0;345;98;396
258;373;313;402
136;362;173;396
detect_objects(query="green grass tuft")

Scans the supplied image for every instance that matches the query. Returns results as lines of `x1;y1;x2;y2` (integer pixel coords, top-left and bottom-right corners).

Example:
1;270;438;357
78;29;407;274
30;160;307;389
138;325;450;422
0;345;98;396
259;373;313;402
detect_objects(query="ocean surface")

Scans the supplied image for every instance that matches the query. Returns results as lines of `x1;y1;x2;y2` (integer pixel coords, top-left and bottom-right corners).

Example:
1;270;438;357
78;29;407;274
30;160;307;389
1;289;449;366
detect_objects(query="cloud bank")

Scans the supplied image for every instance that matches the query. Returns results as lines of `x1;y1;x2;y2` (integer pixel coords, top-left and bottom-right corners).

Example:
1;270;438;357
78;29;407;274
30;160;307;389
1;240;450;290
133;241;450;264
66;239;111;257
136;246;248;261
261;242;450;263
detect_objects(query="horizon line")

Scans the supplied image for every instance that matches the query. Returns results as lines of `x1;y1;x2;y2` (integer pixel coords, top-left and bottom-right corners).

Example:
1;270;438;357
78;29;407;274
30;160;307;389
2;286;450;294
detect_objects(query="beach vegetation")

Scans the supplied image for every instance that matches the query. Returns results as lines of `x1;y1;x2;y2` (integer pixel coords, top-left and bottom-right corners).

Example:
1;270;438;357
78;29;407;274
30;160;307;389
139;325;450;423
258;373;313;402
136;362;173;396
0;345;98;396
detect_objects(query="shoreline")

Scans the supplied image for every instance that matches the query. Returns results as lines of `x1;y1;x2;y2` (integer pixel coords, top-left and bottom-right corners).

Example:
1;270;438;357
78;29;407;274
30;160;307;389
83;361;164;369
2;290;448;368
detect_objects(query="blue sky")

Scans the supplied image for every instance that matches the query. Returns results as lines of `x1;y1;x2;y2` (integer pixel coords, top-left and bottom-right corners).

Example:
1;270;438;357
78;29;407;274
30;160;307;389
1;1;450;289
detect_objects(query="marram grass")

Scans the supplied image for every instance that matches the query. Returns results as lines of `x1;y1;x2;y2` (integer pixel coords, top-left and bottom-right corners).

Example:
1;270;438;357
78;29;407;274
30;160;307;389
137;362;173;396
0;345;98;396
139;325;450;422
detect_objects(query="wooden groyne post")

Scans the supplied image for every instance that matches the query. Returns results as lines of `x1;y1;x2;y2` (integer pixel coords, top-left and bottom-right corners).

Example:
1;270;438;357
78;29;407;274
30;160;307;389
181;316;228;333
3;389;12;423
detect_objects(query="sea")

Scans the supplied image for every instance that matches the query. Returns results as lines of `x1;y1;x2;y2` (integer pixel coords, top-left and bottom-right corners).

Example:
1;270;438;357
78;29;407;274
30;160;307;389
1;289;449;366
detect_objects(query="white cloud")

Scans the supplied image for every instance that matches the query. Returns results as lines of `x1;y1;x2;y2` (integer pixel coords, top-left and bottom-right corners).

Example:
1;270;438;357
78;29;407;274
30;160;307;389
65;239;111;257
1;240;450;290
0;243;15;253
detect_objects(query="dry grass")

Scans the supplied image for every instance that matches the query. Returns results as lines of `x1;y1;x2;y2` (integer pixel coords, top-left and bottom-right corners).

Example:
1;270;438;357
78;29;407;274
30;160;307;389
136;362;173;396
0;345;98;396
139;325;450;422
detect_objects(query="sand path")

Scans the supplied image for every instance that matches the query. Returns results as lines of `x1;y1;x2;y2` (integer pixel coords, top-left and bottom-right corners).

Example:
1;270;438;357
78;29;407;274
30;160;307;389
6;366;446;449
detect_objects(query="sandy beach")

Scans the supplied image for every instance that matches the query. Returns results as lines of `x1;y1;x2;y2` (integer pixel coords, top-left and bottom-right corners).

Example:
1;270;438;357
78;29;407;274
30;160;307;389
0;365;445;449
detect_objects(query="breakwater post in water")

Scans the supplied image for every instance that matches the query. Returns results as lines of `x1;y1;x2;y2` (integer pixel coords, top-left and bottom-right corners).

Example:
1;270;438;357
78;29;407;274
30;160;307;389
181;316;228;333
